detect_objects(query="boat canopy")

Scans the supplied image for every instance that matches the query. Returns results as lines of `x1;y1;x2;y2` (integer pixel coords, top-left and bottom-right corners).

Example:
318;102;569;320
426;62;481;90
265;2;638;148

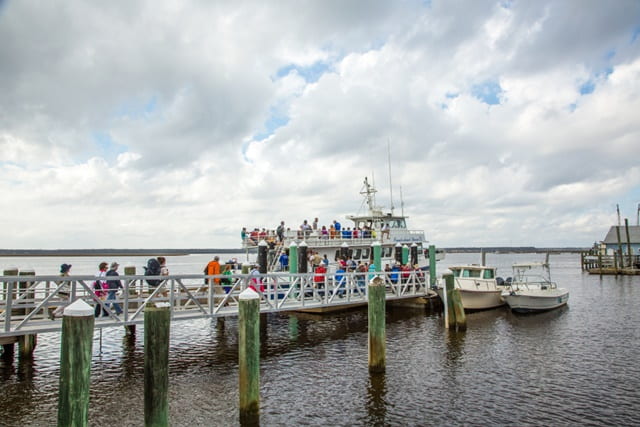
512;262;548;270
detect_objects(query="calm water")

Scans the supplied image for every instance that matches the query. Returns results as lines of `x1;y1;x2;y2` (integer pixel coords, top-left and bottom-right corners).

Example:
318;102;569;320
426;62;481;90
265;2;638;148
1;252;639;426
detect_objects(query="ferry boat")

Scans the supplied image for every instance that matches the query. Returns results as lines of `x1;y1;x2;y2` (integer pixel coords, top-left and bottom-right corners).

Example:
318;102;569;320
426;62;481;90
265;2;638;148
241;177;443;272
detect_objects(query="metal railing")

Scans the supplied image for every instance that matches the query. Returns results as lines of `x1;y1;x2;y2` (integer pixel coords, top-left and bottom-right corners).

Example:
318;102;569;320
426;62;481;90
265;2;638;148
242;228;427;249
0;270;432;337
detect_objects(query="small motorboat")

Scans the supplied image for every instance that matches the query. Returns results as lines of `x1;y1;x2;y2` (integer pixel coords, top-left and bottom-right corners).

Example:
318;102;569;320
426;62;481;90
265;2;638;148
436;264;506;310
502;262;569;313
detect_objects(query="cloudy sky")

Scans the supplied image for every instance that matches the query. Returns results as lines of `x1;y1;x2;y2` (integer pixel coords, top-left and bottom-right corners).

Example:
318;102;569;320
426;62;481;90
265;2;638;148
1;0;639;249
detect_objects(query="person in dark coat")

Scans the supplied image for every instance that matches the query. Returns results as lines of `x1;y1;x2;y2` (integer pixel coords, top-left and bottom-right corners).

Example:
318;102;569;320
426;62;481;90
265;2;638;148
105;262;123;315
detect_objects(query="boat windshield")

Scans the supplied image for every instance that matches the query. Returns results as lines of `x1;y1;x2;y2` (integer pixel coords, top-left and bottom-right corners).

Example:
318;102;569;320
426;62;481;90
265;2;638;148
450;267;495;279
483;269;495;279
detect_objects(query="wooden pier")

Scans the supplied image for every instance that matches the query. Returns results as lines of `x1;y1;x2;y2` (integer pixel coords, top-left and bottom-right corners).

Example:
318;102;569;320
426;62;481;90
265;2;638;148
580;249;640;275
0;271;437;344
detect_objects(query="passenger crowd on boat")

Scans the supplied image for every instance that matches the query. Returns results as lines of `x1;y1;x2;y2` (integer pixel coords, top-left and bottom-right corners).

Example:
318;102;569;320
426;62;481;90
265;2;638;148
241;218;390;247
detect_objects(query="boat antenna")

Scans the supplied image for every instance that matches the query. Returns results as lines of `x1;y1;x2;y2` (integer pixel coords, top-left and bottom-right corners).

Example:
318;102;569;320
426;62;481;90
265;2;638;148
387;139;394;214
400;185;405;217
637;203;639;226
361;176;378;214
617;204;621;227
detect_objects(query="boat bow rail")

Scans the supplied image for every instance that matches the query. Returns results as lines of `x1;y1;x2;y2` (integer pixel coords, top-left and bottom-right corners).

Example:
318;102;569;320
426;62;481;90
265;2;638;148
0;271;432;337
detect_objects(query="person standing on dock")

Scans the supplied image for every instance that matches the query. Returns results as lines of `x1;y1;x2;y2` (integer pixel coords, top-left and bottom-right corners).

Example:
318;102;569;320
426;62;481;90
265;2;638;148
50;263;72;319
206;256;224;299
278;251;289;271
105;262;123;315
276;221;285;242
94;262;108;317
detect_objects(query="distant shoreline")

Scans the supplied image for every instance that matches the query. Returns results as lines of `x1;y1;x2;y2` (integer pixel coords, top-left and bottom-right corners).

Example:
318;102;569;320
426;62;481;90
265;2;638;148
0;248;250;257
0;246;587;257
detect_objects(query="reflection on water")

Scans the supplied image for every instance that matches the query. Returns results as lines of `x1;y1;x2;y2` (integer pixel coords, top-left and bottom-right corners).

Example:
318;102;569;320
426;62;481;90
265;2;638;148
1;253;640;425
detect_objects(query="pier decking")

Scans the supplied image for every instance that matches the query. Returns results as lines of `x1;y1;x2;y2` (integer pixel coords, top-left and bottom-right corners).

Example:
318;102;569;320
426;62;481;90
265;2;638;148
580;249;640;275
0;271;434;339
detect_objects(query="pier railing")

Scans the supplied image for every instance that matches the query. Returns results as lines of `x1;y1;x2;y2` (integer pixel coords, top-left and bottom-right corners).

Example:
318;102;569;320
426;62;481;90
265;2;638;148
0;270;432;337
242;228;426;248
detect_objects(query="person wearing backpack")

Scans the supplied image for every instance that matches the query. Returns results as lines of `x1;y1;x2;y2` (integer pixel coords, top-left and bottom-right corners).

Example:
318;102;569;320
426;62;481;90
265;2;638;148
105;262;123;315
144;258;162;291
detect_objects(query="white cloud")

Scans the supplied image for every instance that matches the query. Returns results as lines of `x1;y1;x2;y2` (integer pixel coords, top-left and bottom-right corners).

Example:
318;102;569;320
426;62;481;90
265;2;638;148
1;0;639;249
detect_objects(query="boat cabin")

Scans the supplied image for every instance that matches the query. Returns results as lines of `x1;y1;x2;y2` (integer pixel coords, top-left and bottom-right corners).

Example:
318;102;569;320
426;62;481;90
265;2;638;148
449;265;496;280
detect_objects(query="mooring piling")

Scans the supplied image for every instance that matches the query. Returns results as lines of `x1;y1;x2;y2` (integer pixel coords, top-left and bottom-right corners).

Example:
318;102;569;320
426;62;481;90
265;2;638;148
368;276;386;373
238;287;260;425
57;299;94;427
373;241;382;272
443;273;466;331
144;302;171;427
288;242;298;273
428;245;436;287
258;240;268;274
298;241;308;273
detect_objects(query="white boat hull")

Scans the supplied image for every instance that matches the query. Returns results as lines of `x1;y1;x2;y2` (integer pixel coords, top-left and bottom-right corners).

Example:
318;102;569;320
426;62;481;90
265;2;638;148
502;289;569;313
459;289;505;310
436;288;504;310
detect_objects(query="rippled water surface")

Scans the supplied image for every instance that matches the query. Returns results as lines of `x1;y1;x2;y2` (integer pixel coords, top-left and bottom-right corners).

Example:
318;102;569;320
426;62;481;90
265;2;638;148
1;252;640;426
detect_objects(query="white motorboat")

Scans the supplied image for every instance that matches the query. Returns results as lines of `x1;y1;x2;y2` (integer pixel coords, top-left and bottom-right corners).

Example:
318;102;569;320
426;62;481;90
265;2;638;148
436;264;505;310
502;262;569;313
242;177;443;272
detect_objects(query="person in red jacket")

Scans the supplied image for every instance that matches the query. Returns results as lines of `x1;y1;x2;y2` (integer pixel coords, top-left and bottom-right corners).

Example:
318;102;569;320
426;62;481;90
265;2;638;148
314;263;327;296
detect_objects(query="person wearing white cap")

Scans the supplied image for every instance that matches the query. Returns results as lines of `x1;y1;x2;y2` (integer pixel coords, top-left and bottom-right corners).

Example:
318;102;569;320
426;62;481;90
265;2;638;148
105;262;123;315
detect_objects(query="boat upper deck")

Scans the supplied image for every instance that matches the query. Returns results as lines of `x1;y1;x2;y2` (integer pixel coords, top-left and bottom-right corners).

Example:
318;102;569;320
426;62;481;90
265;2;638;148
242;228;426;249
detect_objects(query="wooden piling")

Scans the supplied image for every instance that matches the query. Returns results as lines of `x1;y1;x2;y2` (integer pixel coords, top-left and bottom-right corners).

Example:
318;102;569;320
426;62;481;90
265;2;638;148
625;218;633;268
368;276;386;373
428;245;436;287
18;269;37;357
2;267;18;302
373;241;382;272
238;288;260;424
298;241;308;274
410;243;418;267
616;225;624;268
598;252;603;278
18;269;35;316
450;288;467;331
443;274;457;329
123;266;136;335
144;302;171;427
57;300;94;427
1;268;18;360
289;242;298;274
258;240;268;274
18;334;37;359
394;243;402;264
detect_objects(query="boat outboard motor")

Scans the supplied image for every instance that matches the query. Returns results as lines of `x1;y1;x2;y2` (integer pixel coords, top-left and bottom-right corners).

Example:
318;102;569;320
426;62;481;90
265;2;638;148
496;277;504;286
505;277;512;285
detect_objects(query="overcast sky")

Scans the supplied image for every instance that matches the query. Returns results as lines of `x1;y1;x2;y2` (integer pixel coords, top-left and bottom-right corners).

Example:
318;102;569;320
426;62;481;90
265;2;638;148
1;0;639;249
